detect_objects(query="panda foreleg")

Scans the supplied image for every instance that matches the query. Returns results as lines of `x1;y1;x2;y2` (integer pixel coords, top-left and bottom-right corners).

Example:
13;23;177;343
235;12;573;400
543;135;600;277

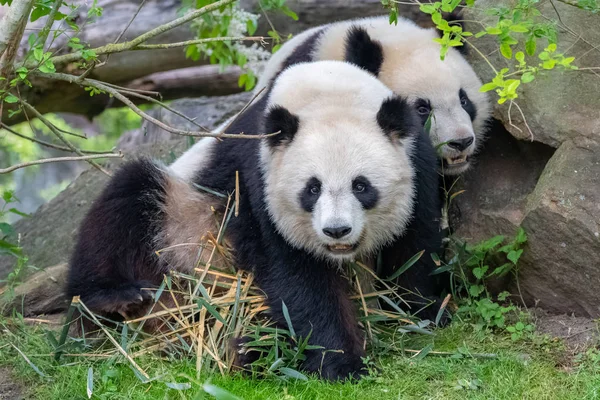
251;259;367;381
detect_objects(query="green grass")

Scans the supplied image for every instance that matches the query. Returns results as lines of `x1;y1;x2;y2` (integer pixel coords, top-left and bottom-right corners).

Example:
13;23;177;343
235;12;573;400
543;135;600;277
1;317;599;400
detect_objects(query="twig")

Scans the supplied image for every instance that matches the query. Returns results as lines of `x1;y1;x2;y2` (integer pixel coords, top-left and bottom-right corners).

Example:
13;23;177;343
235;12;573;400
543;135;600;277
0;122;110;154
113;0;148;44
19;98;111;175
134;36;267;50
0;152;123;174
38;0;64;51
75;297;150;380
37;71;280;139
403;348;497;359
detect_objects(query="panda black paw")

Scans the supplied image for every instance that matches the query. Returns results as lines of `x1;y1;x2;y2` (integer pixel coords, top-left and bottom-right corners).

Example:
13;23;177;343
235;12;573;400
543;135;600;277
304;352;367;382
229;337;263;372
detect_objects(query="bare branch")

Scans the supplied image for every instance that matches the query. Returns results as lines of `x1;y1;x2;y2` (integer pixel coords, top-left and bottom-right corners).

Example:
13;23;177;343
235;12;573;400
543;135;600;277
133;36;268;50
37;71;280;140
19;98;111;175
0;153;123;174
0;122;111;154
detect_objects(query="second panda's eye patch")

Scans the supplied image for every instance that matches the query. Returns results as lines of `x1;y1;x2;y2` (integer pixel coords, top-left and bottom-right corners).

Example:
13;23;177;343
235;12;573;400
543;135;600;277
459;89;477;121
352;176;378;210
416;99;431;115
299;177;321;212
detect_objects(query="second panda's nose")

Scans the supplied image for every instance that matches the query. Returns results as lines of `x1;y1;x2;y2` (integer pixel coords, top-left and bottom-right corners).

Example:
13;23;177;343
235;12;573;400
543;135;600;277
447;137;474;151
323;226;352;239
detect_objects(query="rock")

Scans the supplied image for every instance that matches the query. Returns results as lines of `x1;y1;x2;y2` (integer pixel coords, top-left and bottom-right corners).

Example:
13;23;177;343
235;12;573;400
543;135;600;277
464;0;600;147
1;264;69;317
519;140;600;317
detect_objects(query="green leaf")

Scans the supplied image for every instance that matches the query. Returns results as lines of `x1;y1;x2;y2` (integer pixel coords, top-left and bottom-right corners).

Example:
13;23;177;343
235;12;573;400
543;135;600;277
8;208;28;217
279;367;309;381
4;94;19;103
538;51;550;60
197;298;226;324
480;82;498;92
500;42;513;59
39;60;56;73
515;51;525;63
432;11;442;25
547;43;557;52
0;223;15;237
475;31;487;38
525;36;537;56
386;250;424;281
515;321;525;330
33;48;43;61
469;284;485;297
509;24;529;33
412;343;434;361
281;300;296;338
281;5;298;21
507;249;523;265
30;5;51;22
419;4;437;14
542;59;556;69
201;383;243;400
87;367;94;398
485;27;502;35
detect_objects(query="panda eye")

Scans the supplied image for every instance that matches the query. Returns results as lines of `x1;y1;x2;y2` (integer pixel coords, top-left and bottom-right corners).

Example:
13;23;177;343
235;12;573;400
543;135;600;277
309;185;320;195
353;183;366;193
460;96;468;107
417;106;430;115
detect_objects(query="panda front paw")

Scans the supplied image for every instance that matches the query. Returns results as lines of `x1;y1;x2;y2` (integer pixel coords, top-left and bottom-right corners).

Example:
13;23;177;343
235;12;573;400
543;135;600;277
305;351;367;381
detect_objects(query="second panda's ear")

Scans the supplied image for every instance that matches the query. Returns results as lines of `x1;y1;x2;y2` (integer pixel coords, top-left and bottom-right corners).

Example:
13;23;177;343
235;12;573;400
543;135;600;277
265;105;300;148
344;26;384;76
377;96;419;141
435;11;468;56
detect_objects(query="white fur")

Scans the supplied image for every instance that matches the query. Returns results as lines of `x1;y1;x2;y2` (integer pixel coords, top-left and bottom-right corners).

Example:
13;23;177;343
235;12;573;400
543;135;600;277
168;114;236;181
257;15;491;175
260;61;416;263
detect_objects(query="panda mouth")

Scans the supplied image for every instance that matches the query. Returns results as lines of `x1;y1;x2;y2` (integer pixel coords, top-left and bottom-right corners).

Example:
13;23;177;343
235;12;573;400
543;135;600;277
446;155;468;166
326;243;359;254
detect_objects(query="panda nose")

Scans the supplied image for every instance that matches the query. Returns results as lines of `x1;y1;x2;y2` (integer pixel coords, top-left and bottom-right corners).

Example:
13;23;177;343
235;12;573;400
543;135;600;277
323;226;352;239
447;137;474;151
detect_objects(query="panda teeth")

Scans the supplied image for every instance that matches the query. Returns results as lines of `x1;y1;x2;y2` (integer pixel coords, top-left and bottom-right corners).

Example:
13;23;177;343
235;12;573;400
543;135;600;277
447;155;467;165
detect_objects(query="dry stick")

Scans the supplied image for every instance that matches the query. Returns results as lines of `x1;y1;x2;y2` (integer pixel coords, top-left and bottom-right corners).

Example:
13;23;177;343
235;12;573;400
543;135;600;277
0;152;122;174
134;36;267;50
25;0;237;68
0;122;111;154
75;297;150;380
403;348;497;359
39;71;280;139
18;98;111;175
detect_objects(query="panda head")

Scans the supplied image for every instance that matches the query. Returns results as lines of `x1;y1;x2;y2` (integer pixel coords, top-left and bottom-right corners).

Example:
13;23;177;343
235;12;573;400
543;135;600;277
342;17;491;175
260;61;418;263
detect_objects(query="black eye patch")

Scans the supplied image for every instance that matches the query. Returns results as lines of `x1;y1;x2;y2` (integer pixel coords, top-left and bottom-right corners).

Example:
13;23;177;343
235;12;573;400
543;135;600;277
299;177;321;212
415;98;432;126
459;89;477;122
352;175;378;210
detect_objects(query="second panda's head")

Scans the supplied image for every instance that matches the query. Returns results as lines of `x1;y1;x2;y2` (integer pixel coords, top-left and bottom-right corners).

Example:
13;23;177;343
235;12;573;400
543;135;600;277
341;17;492;175
260;61;419;263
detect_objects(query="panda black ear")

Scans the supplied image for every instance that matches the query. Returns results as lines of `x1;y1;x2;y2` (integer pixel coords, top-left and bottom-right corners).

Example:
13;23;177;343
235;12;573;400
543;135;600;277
344;26;384;76
377;96;419;141
435;11;468;56
265;105;300;148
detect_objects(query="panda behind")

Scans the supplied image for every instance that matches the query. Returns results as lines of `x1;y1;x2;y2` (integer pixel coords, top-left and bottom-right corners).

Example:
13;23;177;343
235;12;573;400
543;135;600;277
254;13;491;176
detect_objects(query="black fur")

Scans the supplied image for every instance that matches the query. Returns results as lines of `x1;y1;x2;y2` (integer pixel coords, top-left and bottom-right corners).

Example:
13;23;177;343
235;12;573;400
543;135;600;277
459;88;477;122
378;131;450;324
299;177;321;212
344;26;384;76
66;159;168;320
377;96;419;140
352;176;378;210
435;11;468;56
265;105;300;148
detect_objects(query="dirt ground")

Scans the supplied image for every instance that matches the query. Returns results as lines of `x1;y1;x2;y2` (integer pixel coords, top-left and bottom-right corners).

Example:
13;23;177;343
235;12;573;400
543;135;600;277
534;309;599;348
0;367;22;400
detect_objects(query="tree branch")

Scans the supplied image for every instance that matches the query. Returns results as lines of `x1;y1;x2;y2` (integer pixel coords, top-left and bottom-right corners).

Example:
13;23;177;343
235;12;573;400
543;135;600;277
36;71;280;139
133;36;267;50
21;0;237;69
0;153;123;174
0;122;112;154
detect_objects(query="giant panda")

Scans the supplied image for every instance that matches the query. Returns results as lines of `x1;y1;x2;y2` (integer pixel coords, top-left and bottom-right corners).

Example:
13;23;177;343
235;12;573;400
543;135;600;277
67;60;440;380
254;14;491;176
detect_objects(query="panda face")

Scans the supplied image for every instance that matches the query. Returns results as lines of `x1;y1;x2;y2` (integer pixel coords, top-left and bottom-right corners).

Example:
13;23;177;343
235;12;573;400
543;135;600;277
378;44;490;176
260;102;416;263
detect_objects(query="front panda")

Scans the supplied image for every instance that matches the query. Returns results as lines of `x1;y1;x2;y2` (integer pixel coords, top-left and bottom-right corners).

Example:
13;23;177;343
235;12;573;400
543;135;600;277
195;61;429;379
